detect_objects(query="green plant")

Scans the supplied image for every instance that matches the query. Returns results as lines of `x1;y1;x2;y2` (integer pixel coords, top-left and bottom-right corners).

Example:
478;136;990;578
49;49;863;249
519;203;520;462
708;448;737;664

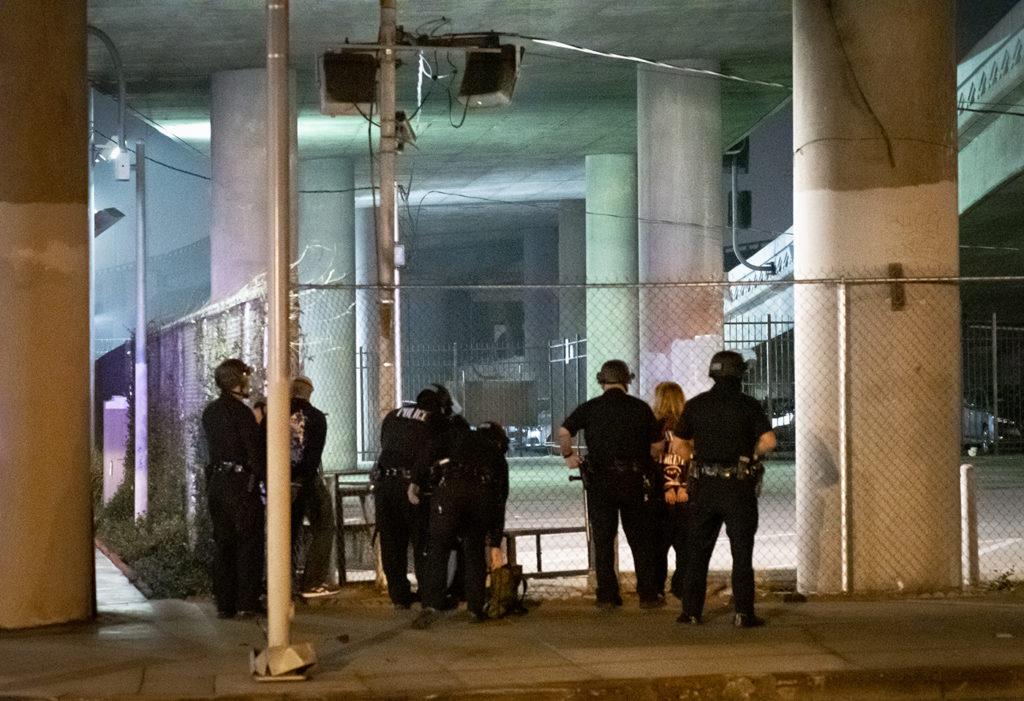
94;399;214;600
988;568;1018;593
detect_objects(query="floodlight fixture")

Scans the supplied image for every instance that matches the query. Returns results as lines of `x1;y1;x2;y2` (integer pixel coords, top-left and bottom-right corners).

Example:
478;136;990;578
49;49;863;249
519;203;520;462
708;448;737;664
317;50;378;117
94;207;125;236
458;44;523;108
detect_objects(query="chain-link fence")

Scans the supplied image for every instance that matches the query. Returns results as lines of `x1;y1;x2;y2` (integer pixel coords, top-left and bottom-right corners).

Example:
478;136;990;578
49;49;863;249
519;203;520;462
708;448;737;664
142;276;1024;597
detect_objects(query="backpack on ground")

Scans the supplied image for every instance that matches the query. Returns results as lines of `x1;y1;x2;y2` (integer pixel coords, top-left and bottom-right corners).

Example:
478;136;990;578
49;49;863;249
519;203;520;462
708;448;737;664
485;563;527;618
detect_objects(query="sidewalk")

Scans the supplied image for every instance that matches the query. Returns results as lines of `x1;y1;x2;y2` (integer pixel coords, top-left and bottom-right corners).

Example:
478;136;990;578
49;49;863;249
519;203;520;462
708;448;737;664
1;551;1023;700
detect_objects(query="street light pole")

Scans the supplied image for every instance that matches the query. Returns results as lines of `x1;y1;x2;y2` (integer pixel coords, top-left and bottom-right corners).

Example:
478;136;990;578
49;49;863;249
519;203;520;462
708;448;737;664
133;139;147;519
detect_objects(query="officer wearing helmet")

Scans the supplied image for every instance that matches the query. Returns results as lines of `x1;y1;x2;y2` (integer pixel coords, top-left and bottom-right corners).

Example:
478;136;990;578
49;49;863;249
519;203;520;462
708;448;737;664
412;420;510;628
201;358;266;619
373;384;461;609
558;359;664;609
675;350;776;628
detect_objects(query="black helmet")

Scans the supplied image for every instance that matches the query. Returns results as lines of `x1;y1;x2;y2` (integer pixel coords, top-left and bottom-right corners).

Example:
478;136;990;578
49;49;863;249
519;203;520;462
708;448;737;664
431;383;455;416
214;358;253;393
708;350;746;379
596;359;634;386
415;388;441;413
477;421;510;455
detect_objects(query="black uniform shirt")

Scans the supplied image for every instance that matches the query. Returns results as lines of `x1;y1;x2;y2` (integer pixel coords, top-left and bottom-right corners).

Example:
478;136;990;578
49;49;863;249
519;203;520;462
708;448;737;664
202;394;266;480
378;404;450;482
675;379;771;463
289;397;328;483
562;387;661;466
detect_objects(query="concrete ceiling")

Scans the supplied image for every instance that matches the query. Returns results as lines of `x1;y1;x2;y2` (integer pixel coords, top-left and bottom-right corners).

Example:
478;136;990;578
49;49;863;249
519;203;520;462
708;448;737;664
86;1;794;208
86;1;1024;319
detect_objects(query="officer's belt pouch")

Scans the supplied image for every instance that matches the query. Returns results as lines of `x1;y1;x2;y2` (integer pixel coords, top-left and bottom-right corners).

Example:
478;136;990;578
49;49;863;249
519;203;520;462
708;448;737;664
698;460;753;479
210;461;248;475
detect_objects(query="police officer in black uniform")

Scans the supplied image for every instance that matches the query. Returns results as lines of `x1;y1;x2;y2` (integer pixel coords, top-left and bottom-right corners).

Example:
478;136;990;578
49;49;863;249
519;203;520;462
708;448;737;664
558;359;665;609
676;350;776;628
373;385;453;609
412;421;510;628
201;358;266;619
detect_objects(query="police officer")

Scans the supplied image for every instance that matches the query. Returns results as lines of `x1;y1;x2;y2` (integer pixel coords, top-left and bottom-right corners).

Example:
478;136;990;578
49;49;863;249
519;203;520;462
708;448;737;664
676;350;776;628
287;376;338;599
201;358;266;619
412;421;510;628
558;359;665;609
373;385;454;609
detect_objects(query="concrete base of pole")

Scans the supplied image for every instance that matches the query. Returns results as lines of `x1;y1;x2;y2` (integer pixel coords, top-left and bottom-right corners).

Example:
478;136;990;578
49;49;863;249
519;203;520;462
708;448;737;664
249;642;317;680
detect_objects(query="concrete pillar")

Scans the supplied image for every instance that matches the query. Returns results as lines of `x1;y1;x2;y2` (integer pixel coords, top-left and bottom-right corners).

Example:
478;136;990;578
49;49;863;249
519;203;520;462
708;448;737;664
523;223;559;361
558;199;586;339
793;0;960;593
298;158;357;470
210;68;297;302
637;61;725;402
585;155;639;400
0;3;94;627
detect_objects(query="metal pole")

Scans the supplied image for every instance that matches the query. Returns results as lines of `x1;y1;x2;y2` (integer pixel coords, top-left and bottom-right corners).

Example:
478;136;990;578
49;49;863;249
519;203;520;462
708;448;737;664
960;463;979;588
838;280;851;593
265;0;293;653
992;312;999;455
377;0;399;416
133;139;148;519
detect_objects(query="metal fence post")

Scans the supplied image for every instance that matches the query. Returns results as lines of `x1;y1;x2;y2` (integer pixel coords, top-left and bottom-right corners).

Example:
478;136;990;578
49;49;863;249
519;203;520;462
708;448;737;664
960;463;979;588
838;278;852;594
992;313;999;455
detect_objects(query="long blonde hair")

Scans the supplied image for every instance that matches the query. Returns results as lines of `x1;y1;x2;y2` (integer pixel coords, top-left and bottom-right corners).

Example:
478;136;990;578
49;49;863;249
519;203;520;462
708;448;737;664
652;381;686;425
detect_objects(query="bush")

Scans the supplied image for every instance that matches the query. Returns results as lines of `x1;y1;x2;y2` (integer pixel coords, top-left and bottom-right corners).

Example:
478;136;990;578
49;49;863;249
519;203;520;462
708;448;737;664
93;444;214;600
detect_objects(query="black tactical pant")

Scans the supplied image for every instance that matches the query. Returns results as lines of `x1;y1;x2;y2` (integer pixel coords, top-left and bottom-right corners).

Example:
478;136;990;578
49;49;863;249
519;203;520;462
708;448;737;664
682;476;759;618
420;474;498;617
375;476;428;606
207;469;264;616
586;470;660;604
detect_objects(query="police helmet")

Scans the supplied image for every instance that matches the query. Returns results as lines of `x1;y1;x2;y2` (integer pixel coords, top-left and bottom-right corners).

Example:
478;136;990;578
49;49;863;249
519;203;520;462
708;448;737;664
476;421;510;455
708;350;746;379
431;383;456;416
214;358;253;394
415;388;441;413
596;359;634;386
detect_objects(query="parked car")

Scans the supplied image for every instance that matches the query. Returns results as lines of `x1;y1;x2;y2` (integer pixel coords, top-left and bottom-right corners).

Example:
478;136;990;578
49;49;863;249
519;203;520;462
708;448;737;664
506;425;548;456
962;401;1021;455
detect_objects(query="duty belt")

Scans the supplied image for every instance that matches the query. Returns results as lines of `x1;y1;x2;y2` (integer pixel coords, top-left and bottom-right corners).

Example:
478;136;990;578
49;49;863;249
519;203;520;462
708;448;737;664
602;458;644;473
380;467;411;479
697;461;754;480
210;461;249;474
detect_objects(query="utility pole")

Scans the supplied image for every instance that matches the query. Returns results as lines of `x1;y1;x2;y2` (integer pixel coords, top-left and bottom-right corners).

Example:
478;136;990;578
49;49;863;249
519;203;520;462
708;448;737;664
377;0;399;417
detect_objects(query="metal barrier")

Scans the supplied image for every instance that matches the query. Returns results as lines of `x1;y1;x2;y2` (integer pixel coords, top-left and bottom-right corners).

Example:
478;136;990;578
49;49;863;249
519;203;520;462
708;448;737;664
504;526;590;580
329;474;375;584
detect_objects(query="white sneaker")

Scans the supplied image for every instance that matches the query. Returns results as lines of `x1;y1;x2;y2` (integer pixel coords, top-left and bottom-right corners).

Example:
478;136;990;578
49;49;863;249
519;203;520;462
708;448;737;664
301;584;341;599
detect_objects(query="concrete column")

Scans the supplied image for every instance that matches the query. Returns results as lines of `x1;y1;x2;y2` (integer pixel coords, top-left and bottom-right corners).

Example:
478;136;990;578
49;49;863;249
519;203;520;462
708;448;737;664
298;158;357;470
793;0;960;593
523;223;558;362
0;3;93;627
586;155;639;400
637;61;725;402
558;199;586;339
210;68;297;302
